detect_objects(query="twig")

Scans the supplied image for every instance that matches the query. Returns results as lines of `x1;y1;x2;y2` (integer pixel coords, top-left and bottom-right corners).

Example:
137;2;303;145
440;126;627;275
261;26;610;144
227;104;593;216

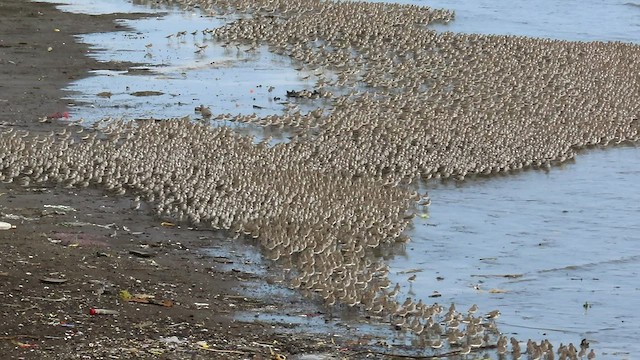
15;305;39;312
0;335;39;341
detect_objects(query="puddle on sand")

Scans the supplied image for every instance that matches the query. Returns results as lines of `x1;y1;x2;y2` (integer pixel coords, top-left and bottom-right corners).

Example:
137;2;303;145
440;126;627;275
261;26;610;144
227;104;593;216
36;0;163;15
41;0;328;144
207;236;429;358
389;145;640;358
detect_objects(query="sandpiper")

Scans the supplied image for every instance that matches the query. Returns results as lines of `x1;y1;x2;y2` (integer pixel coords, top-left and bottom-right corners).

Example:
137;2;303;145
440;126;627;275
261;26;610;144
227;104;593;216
485;310;501;320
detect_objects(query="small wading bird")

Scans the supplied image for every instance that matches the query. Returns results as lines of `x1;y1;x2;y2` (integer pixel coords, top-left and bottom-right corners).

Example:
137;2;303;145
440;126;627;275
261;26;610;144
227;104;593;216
195;105;212;118
485;310;501;320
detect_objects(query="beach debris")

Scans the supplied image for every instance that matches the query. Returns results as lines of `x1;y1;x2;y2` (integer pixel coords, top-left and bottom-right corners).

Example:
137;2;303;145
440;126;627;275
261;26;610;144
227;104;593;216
40;277;68;284
120;290;173;307
0;221;15;230
195;340;209;349
160;221;176;227
13;340;38;349
129;249;155;258
428;291;441;298
194;302;209;309
3;213;39;221
56;221;115;229
89;308;119;315
44;204;76;212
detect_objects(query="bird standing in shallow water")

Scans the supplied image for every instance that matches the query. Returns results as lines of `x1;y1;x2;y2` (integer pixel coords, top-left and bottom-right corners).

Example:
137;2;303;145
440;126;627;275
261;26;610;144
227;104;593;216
195;105;212;119
485;310;501;320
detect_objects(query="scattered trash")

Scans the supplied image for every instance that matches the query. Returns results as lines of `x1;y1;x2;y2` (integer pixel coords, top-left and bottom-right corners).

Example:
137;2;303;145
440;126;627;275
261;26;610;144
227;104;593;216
194;302;209;309
44;204;77;212
196;340;209;349
40;277;68;284
48;320;75;328
89;308;119;315
4;214;38;221
56;221;115;229
0;221;15;230
160;222;176;227
12;340;38;349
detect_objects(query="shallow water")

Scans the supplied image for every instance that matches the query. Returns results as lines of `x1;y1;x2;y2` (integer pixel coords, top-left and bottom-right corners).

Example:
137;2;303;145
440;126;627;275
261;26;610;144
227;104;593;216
40;0;323;138
35;0;640;358
378;0;640;43
389;145;640;357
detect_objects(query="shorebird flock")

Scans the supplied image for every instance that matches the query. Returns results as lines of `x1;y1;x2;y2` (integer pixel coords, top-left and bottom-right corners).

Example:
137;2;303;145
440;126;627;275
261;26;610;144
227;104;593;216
3;0;639;357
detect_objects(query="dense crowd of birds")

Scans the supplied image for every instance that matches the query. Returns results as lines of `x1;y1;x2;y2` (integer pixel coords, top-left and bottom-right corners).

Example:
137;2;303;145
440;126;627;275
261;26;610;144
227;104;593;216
3;0;639;357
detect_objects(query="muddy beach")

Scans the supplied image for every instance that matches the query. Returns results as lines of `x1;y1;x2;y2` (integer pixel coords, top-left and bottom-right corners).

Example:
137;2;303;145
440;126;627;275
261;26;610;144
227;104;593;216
1;0;639;359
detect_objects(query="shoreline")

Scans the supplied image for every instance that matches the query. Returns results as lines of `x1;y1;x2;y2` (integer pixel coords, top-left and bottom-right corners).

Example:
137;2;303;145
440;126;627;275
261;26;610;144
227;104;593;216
0;1;353;358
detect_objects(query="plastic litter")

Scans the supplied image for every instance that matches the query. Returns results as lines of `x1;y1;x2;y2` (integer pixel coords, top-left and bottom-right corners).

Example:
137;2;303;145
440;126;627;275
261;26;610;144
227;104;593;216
0;221;15;230
89;308;119;315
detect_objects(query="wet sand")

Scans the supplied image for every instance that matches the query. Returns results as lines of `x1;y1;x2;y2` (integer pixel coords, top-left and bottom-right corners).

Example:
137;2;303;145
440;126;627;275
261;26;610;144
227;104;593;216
0;1;354;359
